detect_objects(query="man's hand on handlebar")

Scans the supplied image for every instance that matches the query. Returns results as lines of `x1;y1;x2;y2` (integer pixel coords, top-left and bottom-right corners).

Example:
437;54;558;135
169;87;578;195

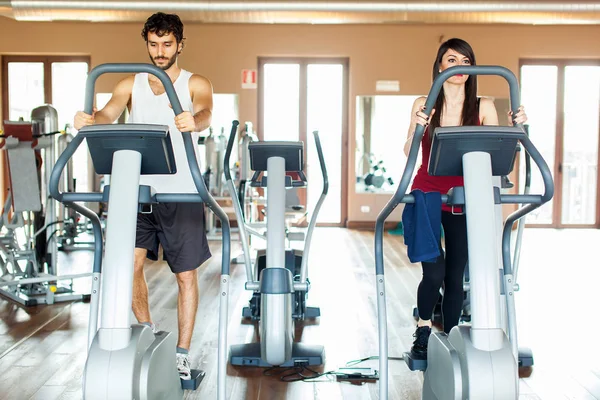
74;108;97;130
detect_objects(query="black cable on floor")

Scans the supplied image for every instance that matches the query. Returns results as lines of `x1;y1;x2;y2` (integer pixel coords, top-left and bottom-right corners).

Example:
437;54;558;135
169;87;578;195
261;354;405;383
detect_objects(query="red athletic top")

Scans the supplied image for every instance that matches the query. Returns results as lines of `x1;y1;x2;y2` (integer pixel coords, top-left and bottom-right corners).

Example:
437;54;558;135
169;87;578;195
411;110;481;212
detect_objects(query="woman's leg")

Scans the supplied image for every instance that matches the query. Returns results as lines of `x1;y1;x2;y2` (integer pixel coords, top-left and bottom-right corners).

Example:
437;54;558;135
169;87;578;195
411;243;445;359
440;212;469;334
416;248;445;326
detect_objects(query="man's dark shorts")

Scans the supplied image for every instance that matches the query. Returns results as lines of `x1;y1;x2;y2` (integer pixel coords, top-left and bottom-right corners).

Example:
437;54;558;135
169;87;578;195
135;202;211;273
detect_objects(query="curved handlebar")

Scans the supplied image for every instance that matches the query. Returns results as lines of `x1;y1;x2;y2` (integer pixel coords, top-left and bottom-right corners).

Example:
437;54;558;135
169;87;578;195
52;63;188;203
49;134;86;202
224;120;240;182
51;62;231;272
312;131;329;195
421;66;521;122
84;63;184;116
395;66;522;220
376;65;554;275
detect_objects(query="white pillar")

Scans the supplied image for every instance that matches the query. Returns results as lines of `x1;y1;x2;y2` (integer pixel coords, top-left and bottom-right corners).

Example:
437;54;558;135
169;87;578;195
462;151;503;351
266;156;286;269
98;150;141;351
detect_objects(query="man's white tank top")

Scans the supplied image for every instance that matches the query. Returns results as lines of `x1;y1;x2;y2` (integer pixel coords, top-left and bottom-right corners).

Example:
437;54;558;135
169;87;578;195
128;69;203;194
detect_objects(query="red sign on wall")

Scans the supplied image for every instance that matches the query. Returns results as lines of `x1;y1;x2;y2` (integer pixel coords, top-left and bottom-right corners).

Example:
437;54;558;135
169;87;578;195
242;69;257;89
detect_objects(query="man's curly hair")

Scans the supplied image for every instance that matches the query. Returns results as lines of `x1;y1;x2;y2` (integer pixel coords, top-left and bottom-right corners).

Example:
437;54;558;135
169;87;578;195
141;12;185;49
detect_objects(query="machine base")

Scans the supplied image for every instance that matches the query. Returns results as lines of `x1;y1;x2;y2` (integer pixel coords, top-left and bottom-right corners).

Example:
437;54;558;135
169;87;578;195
230;342;325;367
422;326;518;400
84;325;186;399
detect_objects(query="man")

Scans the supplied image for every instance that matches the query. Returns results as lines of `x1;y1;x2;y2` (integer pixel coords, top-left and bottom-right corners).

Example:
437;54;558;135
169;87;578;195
74;12;213;380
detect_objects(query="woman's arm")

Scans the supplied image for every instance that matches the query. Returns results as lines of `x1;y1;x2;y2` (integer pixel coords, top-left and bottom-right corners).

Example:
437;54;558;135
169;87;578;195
479;97;499;126
404;96;429;157
479;97;528;126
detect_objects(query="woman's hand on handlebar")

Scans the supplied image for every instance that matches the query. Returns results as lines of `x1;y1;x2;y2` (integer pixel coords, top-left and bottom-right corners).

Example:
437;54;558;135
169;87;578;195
508;105;527;126
415;105;435;127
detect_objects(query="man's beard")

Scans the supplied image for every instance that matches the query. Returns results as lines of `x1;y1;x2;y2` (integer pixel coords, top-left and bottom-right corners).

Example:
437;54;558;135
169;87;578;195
150;53;177;71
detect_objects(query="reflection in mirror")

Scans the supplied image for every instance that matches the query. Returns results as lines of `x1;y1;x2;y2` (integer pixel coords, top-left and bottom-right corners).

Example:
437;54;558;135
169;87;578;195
355;95;511;194
356;95;420;193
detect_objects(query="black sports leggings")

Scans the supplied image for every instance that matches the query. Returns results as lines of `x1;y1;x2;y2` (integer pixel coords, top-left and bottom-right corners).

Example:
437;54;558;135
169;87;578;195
417;211;468;334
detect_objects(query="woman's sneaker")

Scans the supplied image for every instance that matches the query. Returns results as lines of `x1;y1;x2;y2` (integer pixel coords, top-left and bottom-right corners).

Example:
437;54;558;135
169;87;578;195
176;353;192;380
410;326;431;360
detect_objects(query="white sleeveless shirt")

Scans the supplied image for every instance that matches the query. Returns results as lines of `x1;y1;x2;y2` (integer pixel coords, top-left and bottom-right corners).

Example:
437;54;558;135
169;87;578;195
128;69;203;193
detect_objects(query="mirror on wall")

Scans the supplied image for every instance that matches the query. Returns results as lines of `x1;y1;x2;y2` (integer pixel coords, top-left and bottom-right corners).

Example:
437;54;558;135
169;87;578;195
355;95;420;193
355;95;511;194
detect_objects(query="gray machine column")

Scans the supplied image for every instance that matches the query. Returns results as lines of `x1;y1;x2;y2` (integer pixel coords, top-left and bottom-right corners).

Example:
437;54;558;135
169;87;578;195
261;155;294;366
266;156;286;269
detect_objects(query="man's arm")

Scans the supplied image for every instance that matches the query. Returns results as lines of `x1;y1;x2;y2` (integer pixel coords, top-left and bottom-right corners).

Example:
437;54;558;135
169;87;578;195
95;76;134;124
174;74;213;133
74;76;134;129
191;74;214;132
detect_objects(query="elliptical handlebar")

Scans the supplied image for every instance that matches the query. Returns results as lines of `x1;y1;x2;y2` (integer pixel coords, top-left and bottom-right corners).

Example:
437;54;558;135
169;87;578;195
298;131;328;284
313;131;329;196
375;65;554;273
223;120;255;285
223;120;240;182
83;63;181;115
49;63;231;275
381;66;551;219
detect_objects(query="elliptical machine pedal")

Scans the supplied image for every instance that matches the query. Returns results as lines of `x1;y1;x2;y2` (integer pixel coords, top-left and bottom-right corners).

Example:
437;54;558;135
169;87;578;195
181;370;205;390
403;350;428;371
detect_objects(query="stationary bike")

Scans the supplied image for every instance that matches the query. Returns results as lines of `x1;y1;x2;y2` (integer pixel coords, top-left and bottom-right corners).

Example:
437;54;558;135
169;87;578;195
49;63;232;399
224;123;328;367
374;65;554;399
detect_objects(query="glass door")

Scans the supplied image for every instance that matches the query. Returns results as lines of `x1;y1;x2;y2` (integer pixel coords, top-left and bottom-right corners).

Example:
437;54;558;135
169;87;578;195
561;66;600;226
520;60;600;228
259;58;348;226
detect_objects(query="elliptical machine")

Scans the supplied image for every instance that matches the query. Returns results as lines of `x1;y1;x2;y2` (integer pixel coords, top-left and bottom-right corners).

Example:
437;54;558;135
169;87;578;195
374;65;554;399
412;125;536;370
224;123;328;367
49;63;232;400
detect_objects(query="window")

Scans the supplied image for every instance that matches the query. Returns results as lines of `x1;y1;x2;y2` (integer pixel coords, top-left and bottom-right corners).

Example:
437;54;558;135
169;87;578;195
2;55;91;191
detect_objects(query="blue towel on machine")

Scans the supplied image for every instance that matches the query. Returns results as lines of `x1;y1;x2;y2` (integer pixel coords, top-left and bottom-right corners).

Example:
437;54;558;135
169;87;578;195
401;190;442;263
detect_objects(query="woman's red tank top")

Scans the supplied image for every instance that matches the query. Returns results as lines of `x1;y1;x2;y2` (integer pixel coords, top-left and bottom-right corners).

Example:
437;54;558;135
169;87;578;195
411;112;481;212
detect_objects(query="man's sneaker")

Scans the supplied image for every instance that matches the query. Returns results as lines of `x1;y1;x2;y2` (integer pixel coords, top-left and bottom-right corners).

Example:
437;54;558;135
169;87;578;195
176;353;192;380
410;326;431;360
142;322;158;334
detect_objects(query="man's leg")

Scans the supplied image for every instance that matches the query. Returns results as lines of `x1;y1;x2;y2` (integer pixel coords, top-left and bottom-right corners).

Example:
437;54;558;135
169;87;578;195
157;202;211;379
175;269;199;350
134;208;159;330
133;247;153;325
174;268;199;380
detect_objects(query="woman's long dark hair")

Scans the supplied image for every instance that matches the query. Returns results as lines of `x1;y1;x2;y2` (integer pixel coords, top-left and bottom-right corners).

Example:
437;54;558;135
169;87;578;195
428;38;478;140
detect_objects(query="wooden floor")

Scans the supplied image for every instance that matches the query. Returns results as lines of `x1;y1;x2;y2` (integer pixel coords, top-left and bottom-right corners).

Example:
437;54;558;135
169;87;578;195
1;227;600;399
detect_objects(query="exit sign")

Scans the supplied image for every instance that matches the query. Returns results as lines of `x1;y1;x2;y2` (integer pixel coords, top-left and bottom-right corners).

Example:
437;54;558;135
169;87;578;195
242;69;257;89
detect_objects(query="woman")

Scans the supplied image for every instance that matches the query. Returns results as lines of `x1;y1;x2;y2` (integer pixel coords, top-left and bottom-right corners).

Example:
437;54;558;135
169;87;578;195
405;38;527;359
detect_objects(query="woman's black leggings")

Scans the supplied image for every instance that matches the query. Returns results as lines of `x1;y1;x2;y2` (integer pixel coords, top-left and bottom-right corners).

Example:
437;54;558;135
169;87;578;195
417;211;468;334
